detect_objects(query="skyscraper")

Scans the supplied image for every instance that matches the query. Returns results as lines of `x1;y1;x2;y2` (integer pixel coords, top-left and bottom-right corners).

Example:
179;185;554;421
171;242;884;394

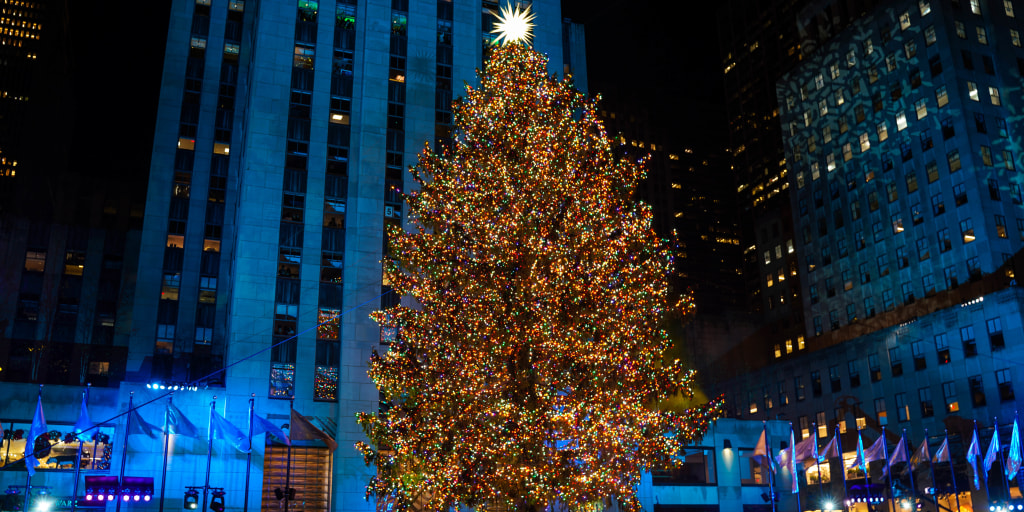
129;0;583;509
710;3;1024;506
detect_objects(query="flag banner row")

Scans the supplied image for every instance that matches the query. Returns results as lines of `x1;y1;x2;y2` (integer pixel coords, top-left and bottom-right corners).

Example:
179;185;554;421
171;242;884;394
764;418;1024;492
13;391;335;475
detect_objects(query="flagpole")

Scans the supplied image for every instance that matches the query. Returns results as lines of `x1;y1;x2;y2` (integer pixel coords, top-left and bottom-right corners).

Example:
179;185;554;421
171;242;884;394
244;394;254;512
24;385;42;512
765;423;776;512
814;423;824;499
158;394;173;512
882;426;893;511
116;391;133;512
925;429;938;512
996;417;1011;501
286;399;294;512
945;430;960;512
903;429;916;504
791;423;802;512
71;385;90;512
203;397;216;512
836;426;848;512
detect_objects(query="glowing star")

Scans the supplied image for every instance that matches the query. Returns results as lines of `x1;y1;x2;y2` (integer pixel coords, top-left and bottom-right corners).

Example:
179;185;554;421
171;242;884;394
491;3;536;45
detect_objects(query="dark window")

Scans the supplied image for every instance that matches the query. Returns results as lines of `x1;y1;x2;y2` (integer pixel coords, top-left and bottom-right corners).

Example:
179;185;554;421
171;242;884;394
829;365;842;392
912;341;927;370
969;375;986;407
988;317;1005;350
889;347;903;377
997;369;1015;402
869;354;882;382
961;326;977;357
848;360;860;388
919;387;934;417
811;371;823;397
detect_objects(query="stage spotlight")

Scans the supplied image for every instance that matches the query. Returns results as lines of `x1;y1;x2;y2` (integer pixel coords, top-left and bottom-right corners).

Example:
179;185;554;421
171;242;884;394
184;490;199;510
209;491;225;512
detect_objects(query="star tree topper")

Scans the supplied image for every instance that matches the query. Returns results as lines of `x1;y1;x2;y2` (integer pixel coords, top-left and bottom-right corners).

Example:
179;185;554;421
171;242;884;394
491;2;536;45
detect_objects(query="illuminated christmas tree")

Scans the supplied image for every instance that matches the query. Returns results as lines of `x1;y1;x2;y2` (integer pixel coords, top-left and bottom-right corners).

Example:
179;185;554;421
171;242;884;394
356;36;723;512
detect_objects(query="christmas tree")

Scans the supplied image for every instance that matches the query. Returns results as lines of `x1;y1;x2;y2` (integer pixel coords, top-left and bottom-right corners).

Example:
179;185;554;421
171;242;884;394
356;41;723;512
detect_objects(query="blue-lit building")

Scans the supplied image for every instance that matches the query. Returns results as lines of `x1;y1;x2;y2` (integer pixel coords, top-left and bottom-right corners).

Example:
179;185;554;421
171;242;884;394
706;1;1024;510
0;0;587;511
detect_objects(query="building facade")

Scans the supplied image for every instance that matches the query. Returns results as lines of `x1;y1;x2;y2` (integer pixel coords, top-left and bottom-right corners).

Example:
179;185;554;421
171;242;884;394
708;0;1024;509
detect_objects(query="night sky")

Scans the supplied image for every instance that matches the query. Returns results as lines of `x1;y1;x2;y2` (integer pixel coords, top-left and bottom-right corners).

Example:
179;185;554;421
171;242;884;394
560;0;727;150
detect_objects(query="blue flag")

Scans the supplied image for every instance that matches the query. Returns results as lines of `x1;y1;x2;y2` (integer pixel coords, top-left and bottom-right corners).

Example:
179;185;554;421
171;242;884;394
253;414;290;445
23;395;47;476
166;402;201;438
789;427;799;493
127;408;159;439
73;393;93;438
1007;418;1021;481
967;427;982;490
212;410;250;453
984;425;1001;475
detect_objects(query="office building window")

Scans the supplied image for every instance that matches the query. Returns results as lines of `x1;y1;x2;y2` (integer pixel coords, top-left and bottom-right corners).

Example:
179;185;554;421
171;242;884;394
796;376;805;401
869;354;881;382
968;81;980;101
811;371;822;397
919;387;934;417
895;393;909;422
849;361;860;388
996;215;1009;239
948;150;961;171
944;265;959;289
987;317;1004;350
997;369;1015;401
969;375;986;407
935;334;950;364
912;341;927;370
943;381;959;412
875;398;887;425
977;26;988;44
961;326;977;357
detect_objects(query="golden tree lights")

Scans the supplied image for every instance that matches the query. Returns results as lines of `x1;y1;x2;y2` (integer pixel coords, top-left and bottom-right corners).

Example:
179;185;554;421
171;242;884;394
356;43;723;512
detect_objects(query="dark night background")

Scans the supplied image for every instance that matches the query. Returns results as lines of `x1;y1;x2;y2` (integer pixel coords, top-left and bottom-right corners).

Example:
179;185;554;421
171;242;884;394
561;0;727;150
63;0;725;194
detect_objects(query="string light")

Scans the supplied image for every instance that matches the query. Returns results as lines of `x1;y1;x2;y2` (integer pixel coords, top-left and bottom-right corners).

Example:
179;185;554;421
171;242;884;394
356;42;722;512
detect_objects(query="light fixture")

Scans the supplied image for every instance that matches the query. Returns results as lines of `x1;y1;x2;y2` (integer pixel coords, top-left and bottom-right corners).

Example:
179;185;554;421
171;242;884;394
184;490;199;510
823;501;835;510
209;490;225;512
723;439;732;449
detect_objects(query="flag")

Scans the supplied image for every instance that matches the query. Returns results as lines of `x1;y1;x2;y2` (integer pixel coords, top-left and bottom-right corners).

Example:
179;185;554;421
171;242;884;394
166;402;201;438
819;434;839;462
128;408;159;439
73;393;93;437
23;395;47;476
792;435;815;463
984;426;1000;474
848;431;868;475
752;427;777;473
290;409;337;451
1007;419;1022;480
884;437;906;476
967;427;982;490
789;427;799;493
933;437;950;463
910;438;930;470
253;414;290;445
864;434;886;463
212;410;250;453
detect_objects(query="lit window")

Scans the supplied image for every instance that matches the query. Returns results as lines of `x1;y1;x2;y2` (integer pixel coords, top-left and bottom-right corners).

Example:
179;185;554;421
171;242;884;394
915;98;928;120
827;153;836;171
990;87;1001;105
968;81;979;101
819;99;828;116
24;251;45;272
971;0;982;14
1007;0;1016;17
816;73;824;89
860;133;870;152
1012;29;1021;47
774;345;782;358
977;27;988;44
877;121;889;141
843;143;853;161
835;89;844;106
936;86;948;107
900;11;911;30
830;63;840;79
981;146;993;166
920;0;931;15
847;50;856;67
956;21;966;38
925;25;937;45
213;143;230;155
896;111;908;131
786;339;793;354
798;336;806;349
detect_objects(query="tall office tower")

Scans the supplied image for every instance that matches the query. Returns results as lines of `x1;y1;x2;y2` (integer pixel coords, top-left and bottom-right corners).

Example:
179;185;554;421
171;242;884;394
716;0;886;356
131;0;582;509
709;2;1024;505
0;0;45;188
